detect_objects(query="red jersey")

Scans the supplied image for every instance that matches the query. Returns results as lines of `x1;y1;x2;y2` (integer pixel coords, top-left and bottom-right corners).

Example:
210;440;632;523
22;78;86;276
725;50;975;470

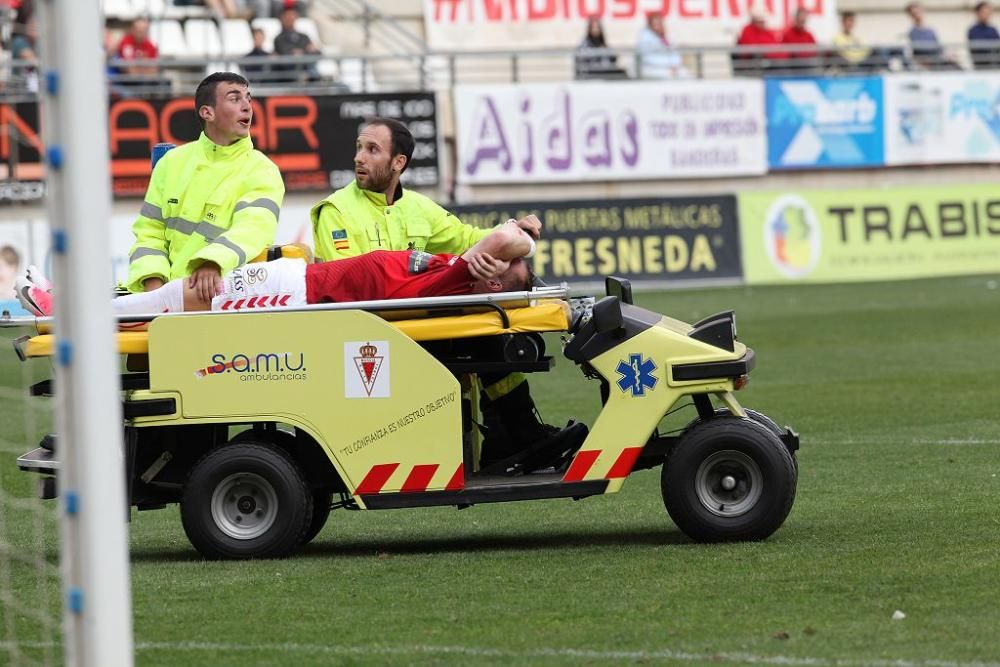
737;23;786;59
117;34;158;60
305;250;473;304
781;26;818;58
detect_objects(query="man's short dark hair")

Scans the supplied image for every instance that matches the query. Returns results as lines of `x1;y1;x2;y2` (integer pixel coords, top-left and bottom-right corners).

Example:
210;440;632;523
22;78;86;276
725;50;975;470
194;72;249;130
841;10;855;20
905;2;921;12
975;2;990;12
365;117;415;173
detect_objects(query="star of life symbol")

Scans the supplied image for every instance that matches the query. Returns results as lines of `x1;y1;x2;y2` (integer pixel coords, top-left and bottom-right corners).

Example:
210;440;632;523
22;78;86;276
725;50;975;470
354;342;384;397
616;353;658;397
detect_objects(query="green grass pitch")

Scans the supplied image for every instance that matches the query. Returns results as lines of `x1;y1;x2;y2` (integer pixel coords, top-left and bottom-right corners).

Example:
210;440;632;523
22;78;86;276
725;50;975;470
1;274;999;666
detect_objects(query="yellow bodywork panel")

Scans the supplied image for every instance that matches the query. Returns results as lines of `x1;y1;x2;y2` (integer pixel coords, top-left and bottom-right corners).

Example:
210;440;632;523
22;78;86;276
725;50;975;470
145;310;464;497
563;316;746;493
21;301;570;358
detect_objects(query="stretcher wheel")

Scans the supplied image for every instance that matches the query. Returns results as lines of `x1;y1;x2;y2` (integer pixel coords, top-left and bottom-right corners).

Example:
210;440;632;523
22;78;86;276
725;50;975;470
502;334;542;363
181;441;313;559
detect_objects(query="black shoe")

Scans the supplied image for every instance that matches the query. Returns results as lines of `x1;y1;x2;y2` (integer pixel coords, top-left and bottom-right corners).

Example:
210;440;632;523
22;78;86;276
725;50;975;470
520;421;588;473
479;422;588;476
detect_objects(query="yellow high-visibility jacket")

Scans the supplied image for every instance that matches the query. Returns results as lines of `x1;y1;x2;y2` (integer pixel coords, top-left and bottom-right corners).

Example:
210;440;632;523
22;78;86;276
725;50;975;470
310;181;489;261
126;133;284;293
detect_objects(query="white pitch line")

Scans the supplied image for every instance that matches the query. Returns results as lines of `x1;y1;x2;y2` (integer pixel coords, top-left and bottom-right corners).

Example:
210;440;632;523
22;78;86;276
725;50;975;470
3;640;999;667
810;439;1000;446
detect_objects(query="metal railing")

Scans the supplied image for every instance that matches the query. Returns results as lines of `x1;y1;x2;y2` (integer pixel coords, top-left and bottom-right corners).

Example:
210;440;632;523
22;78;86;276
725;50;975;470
319;0;427;54
2;41;1000;99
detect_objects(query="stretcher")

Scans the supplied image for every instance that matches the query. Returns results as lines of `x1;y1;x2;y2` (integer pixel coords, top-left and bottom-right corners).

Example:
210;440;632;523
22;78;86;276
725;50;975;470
4;277;800;560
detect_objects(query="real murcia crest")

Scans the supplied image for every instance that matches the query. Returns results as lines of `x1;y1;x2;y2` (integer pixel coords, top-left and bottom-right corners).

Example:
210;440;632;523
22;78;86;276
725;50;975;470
344;341;390;398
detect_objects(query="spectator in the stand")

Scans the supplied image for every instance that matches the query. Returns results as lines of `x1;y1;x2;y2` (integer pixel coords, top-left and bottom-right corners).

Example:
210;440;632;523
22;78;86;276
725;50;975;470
734;9;783;75
968;2;1000;69
117;17;158;76
273;6;318;56
905;2;959;70
243;27;272;80
781;7;818;68
9;14;37;70
833;11;872;69
272;6;319;81
635;11;689;79
575;16;627;79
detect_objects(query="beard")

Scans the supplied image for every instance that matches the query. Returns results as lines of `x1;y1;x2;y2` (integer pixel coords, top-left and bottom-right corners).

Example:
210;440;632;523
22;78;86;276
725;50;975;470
358;161;394;193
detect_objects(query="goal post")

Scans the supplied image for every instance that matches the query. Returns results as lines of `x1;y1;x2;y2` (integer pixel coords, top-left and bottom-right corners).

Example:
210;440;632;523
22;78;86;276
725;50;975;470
36;1;134;665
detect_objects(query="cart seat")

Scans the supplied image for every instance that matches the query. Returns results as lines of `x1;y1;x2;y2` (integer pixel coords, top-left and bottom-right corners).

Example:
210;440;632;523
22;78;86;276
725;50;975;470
19;300;570;358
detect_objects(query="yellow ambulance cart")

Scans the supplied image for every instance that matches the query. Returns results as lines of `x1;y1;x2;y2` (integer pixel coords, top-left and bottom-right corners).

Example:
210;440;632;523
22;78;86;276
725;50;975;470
6;278;799;559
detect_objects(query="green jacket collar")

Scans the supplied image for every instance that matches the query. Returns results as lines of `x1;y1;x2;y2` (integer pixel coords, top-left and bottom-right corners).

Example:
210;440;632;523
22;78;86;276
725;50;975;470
198;132;253;161
357;180;405;207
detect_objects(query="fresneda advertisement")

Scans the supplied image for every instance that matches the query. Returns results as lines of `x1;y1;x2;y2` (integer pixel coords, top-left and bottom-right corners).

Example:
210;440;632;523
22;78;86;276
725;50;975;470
453;80;766;184
421;0;837;51
884;72;1000;165
767;76;884;169
451;195;743;286
738;185;1000;284
0;92;439;203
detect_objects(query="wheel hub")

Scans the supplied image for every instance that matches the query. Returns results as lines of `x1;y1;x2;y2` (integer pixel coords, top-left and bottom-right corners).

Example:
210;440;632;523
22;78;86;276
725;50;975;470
211;473;278;540
694;450;763;518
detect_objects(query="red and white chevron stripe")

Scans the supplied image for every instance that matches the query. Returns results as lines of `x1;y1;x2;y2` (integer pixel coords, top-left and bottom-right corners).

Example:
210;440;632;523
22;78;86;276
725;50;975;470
217;294;292;311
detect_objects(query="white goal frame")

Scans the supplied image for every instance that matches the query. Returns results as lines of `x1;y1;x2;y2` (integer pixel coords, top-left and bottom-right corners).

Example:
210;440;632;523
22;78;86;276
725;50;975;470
36;1;134;665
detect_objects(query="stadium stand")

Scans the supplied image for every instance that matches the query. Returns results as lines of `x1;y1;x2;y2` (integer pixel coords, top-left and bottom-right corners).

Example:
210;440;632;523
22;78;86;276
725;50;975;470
220;17;254;56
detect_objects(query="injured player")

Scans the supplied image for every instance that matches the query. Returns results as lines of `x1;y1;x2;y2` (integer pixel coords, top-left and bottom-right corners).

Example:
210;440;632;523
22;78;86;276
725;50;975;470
17;221;536;318
17;220;588;474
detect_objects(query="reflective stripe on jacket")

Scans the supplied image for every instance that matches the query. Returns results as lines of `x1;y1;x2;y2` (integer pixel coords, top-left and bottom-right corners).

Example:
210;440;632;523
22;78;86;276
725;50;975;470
309;181;489;262
126;132;284;293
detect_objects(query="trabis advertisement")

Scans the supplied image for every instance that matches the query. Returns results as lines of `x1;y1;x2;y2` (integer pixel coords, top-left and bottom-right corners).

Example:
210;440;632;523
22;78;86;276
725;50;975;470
739;185;1000;284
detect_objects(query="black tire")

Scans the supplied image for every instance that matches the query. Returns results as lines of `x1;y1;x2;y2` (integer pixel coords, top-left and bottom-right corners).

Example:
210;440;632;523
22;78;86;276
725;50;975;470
300;491;333;546
662;418;796;542
181;441;313;559
687;407;782;437
686;407;797;472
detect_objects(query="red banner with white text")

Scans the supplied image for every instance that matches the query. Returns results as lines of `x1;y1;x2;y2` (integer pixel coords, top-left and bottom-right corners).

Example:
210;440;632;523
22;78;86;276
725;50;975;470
422;0;837;51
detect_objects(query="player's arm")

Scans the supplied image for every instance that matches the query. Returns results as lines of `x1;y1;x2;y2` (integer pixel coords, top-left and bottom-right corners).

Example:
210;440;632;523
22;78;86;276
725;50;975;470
461;219;535;281
187;160;283;293
311;203;365;261
423;201;491;254
126;160;171;293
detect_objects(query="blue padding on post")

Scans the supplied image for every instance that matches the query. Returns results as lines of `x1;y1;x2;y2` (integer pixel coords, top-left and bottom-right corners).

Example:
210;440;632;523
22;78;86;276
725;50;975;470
46;146;63;169
68;587;84;614
44;70;58;95
51;229;67;254
57;340;72;366
64;490;79;515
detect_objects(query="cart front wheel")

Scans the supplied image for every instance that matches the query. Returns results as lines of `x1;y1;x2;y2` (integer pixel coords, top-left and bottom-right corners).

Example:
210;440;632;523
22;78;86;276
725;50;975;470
182;441;312;559
662;418;796;542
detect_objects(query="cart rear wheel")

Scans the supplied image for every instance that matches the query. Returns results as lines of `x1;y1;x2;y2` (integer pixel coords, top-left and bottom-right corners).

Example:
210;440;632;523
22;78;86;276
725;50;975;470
181;441;312;559
662;418;796;542
300;491;333;546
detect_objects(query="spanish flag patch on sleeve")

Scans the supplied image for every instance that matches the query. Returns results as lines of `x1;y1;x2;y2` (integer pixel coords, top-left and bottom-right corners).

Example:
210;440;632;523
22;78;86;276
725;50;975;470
332;229;350;250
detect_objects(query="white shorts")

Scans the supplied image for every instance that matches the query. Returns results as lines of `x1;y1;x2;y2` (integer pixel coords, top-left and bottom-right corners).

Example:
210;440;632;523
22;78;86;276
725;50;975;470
211;257;308;311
